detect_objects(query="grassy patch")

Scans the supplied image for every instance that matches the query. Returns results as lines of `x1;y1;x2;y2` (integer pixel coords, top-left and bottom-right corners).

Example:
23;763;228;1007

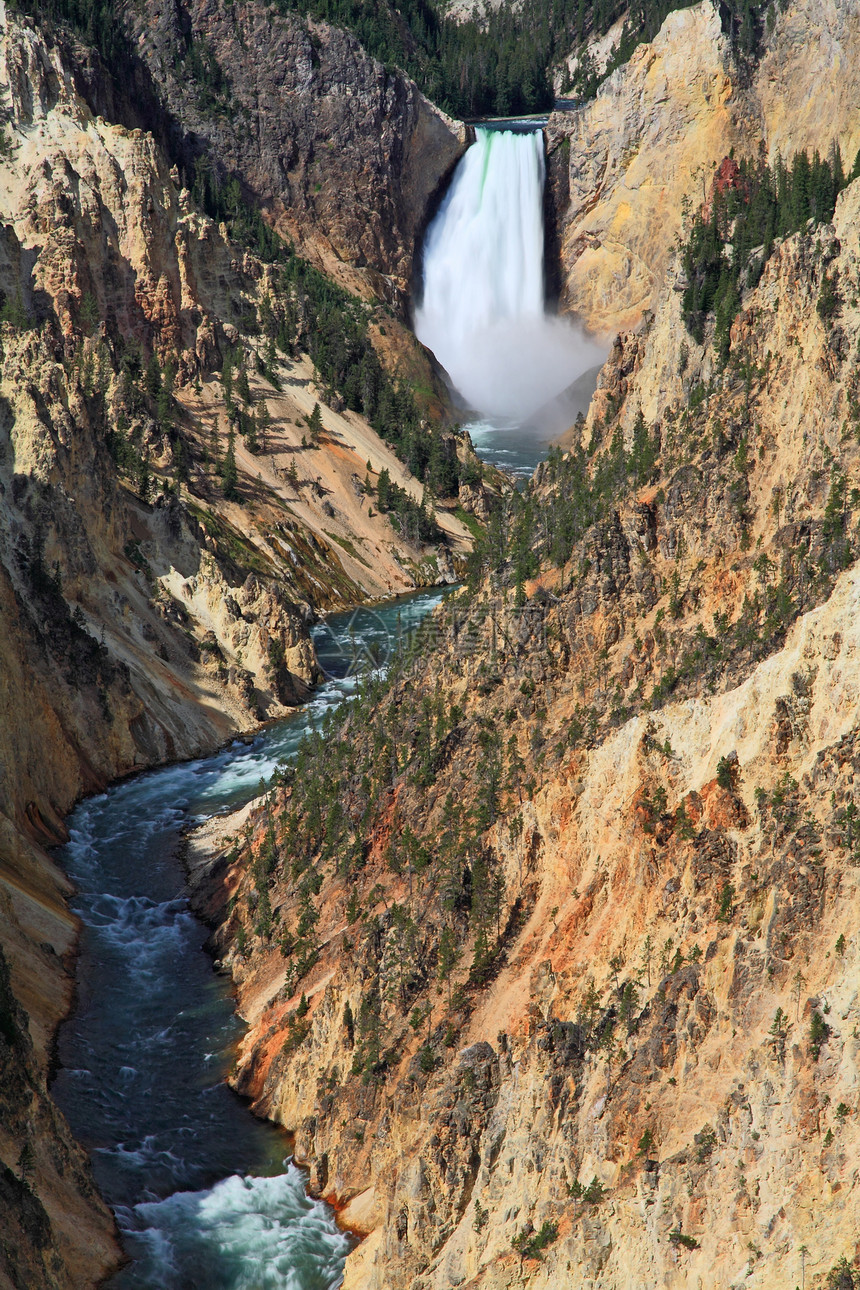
324;531;373;569
453;507;484;541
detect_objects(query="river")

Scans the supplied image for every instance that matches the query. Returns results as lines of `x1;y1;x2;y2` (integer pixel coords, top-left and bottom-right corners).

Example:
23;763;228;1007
51;590;448;1289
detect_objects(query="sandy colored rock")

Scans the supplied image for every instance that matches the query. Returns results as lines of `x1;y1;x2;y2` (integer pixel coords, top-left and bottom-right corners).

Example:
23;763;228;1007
549;1;743;336
0;10;474;1284
192;162;860;1290
550;0;860;337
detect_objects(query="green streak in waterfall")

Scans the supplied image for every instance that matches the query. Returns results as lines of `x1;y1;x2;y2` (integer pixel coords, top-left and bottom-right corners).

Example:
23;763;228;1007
479;128;494;201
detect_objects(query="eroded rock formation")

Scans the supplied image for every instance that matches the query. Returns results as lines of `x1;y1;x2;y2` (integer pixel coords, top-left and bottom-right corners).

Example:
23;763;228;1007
549;0;860;336
9;0;860;1285
118;0;468;305
0;10;473;1282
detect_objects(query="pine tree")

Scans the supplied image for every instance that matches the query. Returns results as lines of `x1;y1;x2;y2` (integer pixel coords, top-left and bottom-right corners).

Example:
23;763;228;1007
356;989;382;1084
137;453;151;502
145;353;161;400
157;358;176;429
437;923;460;1006
257;401;271;454
222;352;235;410
0;286;28;329
173;434;189;486
306;402;323;445
221;427;239;500
81;291;100;335
243;411;259;454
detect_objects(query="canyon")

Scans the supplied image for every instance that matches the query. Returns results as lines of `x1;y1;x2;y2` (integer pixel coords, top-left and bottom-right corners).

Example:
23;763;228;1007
194;158;860;1290
3;0;860;1288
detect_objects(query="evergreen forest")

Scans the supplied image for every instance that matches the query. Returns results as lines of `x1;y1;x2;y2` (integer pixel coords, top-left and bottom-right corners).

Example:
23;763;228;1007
681;145;858;357
11;0;782;120
288;0;779;118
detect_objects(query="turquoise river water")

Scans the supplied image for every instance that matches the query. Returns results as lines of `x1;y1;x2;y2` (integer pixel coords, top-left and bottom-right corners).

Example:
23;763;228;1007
51;590;447;1289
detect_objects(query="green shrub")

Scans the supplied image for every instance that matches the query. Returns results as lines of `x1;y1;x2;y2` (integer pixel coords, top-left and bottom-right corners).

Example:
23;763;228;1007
809;1010;829;1061
669;1230;699;1250
827;1256;859;1288
512;1220;558;1260
716;881;735;922
716;754;738;791
694;1125;717;1162
637;1128;655;1157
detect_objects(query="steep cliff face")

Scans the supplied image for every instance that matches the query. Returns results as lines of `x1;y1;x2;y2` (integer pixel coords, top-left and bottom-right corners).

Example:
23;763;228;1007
549;2;744;336
549;0;860;336
190;163;860;1289
0;3;475;813
2;16;312;792
11;0;860;1285
0;833;120;1290
113;0;467;306
755;0;860;166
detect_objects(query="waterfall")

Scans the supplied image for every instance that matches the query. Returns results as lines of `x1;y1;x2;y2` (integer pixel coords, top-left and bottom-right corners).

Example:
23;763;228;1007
415;127;602;424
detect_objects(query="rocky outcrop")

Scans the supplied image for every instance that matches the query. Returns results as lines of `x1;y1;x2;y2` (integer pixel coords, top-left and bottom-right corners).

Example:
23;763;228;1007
0;9;475;1282
594;162;860;451
549;0;860;336
110;0;467;306
548;2;744;336
756;0;860;167
0;807;120;1290
0;2;471;779
553;9;627;96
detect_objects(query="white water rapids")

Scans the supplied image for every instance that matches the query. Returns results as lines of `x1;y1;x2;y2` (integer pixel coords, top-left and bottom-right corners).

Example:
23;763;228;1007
415;126;603;424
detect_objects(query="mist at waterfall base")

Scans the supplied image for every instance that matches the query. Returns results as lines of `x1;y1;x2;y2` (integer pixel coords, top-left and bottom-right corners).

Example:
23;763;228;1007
52;592;446;1290
415;126;604;466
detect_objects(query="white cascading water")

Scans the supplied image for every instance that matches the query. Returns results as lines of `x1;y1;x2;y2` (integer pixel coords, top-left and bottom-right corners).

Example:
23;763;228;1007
416;126;603;424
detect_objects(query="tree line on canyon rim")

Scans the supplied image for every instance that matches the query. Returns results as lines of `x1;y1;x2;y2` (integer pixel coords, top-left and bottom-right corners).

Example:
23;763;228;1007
11;0;783;120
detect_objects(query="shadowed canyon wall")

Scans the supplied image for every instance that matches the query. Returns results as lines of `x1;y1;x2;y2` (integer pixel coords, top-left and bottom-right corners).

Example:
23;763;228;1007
0;8;474;1283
